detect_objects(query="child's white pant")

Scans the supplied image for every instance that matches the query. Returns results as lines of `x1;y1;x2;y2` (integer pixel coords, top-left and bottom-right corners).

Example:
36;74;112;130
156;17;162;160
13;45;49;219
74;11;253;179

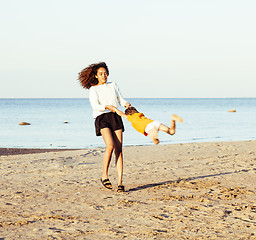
145;121;161;134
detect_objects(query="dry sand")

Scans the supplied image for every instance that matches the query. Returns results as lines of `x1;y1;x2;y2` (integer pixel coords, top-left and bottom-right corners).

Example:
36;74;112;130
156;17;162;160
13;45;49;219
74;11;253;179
0;140;256;239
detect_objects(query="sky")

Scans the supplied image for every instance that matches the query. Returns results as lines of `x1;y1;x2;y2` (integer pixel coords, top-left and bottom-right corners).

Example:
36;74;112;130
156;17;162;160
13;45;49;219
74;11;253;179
0;0;255;98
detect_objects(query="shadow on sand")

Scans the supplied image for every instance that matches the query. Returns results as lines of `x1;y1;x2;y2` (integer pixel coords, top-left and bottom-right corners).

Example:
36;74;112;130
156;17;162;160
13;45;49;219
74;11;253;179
128;169;251;192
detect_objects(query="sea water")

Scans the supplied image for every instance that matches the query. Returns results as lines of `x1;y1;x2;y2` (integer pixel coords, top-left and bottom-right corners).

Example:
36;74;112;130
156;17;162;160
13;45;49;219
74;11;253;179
0;98;255;149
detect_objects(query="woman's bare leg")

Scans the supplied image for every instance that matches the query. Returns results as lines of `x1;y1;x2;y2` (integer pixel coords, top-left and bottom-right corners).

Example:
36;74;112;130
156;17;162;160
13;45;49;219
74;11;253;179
100;128;114;180
112;129;123;186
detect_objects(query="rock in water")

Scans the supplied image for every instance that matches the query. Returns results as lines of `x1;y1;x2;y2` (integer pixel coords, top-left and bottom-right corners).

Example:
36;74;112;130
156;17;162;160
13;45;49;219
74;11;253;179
19;122;31;125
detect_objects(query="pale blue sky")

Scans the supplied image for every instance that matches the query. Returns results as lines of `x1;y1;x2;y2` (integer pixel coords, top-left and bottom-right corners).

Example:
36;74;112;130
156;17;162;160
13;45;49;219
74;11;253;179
1;0;255;98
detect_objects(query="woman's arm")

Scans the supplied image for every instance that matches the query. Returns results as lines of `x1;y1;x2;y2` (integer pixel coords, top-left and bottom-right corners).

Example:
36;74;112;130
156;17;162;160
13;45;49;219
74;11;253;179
108;106;128;119
124;102;131;108
113;83;131;108
105;105;116;112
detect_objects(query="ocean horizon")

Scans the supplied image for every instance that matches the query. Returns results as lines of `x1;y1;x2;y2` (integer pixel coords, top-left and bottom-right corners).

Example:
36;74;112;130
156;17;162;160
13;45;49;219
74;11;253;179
0;98;255;149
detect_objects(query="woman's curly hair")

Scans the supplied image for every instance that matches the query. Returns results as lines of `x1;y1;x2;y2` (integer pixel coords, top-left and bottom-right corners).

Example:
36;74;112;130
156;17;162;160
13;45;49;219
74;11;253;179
78;62;109;89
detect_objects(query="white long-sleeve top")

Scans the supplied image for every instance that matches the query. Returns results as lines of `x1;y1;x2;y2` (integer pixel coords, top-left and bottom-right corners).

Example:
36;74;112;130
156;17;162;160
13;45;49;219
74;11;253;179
89;82;128;119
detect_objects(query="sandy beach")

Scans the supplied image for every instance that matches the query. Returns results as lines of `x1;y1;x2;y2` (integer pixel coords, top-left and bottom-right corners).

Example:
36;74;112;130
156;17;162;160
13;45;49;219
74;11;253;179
0;140;256;239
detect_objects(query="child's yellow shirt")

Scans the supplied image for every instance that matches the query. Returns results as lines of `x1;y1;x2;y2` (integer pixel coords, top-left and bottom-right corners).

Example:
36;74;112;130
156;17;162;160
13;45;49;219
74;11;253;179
127;113;153;136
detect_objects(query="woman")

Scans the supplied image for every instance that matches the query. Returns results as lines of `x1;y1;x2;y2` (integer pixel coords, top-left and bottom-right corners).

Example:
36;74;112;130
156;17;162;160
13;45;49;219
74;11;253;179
78;62;130;192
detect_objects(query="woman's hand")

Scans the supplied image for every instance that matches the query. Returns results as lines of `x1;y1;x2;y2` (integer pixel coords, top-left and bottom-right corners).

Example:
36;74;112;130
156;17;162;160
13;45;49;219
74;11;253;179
105;105;117;112
124;102;131;109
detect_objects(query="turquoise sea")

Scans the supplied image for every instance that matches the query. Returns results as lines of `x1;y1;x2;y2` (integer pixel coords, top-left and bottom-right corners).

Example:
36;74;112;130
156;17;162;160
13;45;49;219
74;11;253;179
0;98;255;149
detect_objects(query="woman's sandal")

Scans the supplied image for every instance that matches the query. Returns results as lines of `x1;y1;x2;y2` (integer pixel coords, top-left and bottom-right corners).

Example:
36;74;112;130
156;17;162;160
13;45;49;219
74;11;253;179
117;185;125;193
100;178;113;189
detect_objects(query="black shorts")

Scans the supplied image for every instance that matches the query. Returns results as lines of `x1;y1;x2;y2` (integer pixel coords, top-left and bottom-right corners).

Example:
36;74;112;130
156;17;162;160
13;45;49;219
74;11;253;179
95;112;125;136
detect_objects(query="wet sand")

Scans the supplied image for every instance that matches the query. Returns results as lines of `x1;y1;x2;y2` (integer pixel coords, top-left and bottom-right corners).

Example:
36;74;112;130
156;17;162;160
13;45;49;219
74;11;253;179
0;148;79;156
0;141;256;239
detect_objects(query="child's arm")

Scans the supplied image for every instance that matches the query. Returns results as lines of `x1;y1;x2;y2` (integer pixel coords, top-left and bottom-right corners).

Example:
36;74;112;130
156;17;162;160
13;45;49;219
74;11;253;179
113;107;128;119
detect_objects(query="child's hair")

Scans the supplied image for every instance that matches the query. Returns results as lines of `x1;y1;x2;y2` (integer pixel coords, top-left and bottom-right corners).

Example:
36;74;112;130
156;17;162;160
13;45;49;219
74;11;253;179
125;107;139;115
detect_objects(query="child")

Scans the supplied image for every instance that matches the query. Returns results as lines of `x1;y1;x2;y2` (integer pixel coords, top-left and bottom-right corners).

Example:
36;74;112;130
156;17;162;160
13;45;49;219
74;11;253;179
113;106;183;145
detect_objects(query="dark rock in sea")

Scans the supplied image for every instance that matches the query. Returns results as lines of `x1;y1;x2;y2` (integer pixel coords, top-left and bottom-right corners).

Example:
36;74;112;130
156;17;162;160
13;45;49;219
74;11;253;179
19;122;31;125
